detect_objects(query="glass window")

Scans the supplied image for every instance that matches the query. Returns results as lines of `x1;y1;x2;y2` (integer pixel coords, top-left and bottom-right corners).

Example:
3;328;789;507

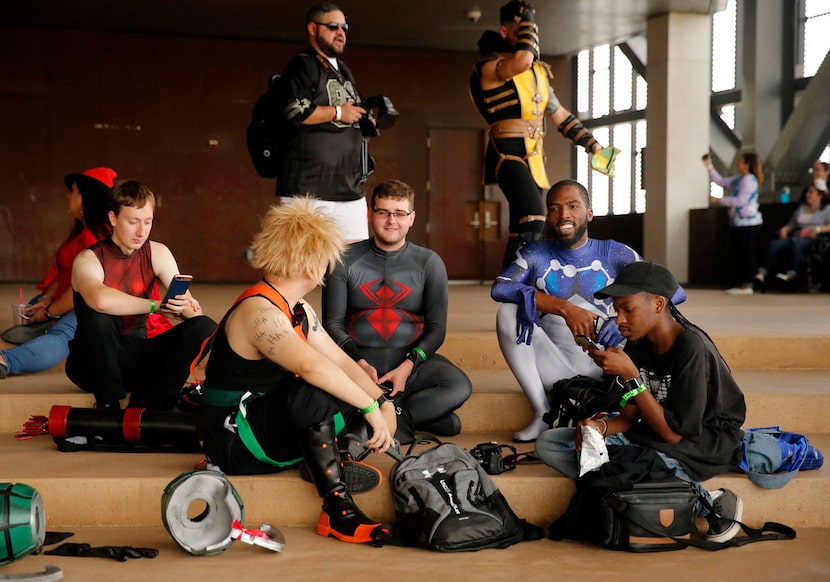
803;1;830;77
613;46;633;111
576;43;646;216
711;0;737;92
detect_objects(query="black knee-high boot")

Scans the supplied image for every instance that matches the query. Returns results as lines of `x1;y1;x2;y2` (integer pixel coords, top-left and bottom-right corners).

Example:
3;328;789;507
299;417;380;543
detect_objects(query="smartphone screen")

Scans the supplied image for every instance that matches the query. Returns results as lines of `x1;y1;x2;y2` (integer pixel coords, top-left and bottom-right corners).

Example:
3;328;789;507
162;275;193;306
576;335;602;351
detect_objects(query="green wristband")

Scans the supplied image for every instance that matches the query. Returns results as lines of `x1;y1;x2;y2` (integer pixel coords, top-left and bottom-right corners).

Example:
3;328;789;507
149;299;156;314
360;400;380;415
408;347;428;367
619;381;647;408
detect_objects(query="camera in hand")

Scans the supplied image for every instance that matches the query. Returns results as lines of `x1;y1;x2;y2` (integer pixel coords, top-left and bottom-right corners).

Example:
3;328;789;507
358;95;399;138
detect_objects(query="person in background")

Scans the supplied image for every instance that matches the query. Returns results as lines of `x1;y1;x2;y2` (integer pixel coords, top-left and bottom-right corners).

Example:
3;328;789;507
66;180;216;410
0;168;114;379
811;160;829;204
199;197;395;544
753;183;830;288
469;0;619;268
704;151;764;296
274;2;372;243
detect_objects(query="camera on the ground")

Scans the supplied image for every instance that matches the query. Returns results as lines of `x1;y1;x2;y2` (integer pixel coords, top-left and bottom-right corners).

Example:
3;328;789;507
470;441;509;475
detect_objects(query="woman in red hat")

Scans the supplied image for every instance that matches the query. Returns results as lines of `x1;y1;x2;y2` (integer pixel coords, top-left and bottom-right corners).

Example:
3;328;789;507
0;168;117;378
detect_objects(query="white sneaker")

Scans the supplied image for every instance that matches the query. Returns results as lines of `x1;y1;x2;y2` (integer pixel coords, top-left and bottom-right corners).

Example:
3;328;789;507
725;287;753;296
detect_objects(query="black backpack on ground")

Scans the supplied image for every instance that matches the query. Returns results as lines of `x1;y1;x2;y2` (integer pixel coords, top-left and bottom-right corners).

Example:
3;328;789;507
389;435;539;552
543;375;626;428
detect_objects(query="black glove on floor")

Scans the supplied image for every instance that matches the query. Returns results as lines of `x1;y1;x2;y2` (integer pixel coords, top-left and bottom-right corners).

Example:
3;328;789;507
44;542;158;562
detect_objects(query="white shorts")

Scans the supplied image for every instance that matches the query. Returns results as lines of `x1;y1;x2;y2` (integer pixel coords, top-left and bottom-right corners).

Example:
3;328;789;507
279;196;368;242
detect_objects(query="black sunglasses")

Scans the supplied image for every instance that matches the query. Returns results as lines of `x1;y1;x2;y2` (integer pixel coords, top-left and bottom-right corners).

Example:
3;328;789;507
315;21;349;32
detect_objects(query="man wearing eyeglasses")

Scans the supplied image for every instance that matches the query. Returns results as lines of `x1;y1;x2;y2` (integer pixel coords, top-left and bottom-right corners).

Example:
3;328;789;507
275;2;371;242
470;1;620;268
322;180;472;439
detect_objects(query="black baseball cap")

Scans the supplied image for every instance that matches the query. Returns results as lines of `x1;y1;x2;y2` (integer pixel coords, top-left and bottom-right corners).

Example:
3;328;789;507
594;261;678;300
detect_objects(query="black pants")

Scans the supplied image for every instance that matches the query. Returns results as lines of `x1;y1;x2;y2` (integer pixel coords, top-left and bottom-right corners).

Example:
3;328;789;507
496;157;546;236
730;224;762;287
66;312;216;410
201;377;362;475
401;355;472;429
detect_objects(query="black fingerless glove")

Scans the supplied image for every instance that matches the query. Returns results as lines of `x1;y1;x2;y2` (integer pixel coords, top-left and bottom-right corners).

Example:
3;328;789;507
45;542;158;562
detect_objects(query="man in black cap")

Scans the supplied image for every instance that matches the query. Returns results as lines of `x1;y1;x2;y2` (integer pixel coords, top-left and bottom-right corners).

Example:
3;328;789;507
469;0;620;267
535;261;747;543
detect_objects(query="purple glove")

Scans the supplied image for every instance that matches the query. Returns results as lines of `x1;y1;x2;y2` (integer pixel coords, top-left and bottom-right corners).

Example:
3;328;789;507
516;286;540;345
596;316;624;348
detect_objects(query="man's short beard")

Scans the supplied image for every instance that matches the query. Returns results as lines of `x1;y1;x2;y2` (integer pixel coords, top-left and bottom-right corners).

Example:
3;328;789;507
316;34;343;57
553;222;588;248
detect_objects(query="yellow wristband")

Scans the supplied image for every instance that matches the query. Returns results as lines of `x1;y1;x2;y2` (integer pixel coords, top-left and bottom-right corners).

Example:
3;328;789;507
149;299;156;314
359;400;379;415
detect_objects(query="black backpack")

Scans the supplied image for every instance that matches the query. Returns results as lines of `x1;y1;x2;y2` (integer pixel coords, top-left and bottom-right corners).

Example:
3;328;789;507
245;54;324;179
389;436;529;552
246;73;285;179
543;375;625;428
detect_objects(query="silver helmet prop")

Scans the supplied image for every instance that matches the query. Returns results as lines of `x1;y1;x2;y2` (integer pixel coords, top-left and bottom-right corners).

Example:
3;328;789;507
161;470;244;556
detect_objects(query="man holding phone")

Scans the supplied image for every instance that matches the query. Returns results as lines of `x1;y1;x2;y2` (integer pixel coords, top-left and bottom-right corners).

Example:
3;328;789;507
67;180;216;410
491;180;686;442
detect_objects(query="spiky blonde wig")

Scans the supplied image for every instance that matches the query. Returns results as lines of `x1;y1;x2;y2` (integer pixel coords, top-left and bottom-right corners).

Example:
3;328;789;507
249;196;345;283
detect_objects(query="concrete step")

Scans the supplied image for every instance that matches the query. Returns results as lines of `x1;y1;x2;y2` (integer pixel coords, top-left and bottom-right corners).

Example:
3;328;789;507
2;524;828;581
437;333;830;371
2;367;828;434
2;431;828;529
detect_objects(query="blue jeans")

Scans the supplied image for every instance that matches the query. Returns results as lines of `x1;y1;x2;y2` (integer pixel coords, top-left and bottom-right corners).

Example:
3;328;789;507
760;236;815;276
0;310;77;375
535;427;714;516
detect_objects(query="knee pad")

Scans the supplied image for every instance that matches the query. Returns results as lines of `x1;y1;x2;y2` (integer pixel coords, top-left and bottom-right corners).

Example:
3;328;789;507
162;470;244;555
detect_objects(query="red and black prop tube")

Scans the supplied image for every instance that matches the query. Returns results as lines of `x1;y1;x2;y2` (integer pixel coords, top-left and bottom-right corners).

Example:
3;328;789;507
47;405;198;443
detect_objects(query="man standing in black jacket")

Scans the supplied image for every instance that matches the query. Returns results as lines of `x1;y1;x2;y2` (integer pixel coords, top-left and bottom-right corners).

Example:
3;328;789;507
276;2;370;242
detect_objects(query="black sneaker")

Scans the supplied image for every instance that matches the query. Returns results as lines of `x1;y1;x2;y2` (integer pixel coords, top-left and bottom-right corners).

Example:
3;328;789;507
705;488;743;542
0;361;8;380
298;459;381;494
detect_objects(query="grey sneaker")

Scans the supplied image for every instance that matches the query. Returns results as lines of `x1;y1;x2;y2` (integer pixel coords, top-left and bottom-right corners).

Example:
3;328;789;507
0;361;8;379
1;321;51;345
705;488;743;542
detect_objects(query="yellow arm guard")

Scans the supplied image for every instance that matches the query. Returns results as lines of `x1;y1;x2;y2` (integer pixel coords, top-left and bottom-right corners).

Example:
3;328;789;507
591;146;621;178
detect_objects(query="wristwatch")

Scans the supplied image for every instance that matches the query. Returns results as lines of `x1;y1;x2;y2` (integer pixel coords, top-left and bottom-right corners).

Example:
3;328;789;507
44;304;61;320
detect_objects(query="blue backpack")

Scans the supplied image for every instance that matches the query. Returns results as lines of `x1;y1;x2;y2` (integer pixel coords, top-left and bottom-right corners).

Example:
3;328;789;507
740;426;824;489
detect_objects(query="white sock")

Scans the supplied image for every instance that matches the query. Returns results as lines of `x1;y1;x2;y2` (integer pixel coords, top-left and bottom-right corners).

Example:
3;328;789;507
513;418;549;442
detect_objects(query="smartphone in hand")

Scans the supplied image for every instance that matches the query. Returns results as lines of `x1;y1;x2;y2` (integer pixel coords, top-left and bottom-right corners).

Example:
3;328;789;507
162;274;193;307
575;334;602;351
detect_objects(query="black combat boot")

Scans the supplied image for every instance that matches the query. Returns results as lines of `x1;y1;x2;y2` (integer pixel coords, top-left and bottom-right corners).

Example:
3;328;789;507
299;417;381;543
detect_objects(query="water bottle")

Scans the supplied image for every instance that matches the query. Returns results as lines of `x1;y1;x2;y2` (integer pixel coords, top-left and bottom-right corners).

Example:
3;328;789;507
780;185;790;204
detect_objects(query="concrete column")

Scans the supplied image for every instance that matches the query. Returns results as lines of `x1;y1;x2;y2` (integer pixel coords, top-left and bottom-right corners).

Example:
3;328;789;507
740;0;788;162
643;12;711;282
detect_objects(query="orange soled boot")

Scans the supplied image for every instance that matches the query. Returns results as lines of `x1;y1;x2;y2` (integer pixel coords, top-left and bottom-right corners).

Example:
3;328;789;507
299;417;381;543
